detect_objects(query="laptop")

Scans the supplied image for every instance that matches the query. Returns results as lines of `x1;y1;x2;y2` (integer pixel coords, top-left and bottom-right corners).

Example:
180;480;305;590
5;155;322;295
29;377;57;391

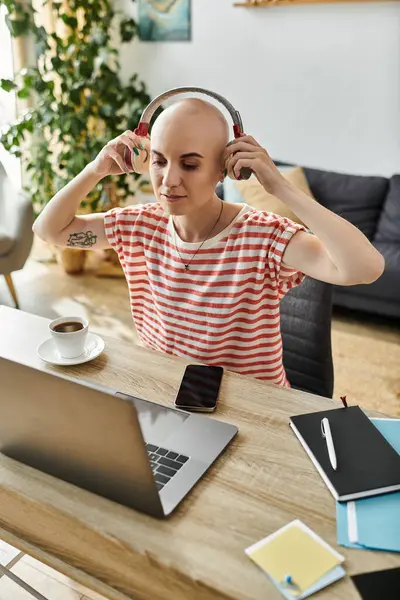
0;356;238;518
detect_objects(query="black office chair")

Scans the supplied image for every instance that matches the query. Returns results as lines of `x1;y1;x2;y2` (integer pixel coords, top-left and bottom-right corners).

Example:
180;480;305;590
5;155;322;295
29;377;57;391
280;276;334;398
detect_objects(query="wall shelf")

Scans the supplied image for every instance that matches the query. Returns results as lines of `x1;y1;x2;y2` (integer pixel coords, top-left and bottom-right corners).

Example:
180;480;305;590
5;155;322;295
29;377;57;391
234;0;399;6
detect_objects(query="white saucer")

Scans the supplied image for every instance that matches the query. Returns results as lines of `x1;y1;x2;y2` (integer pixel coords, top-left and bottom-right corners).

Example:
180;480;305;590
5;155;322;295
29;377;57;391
37;332;105;366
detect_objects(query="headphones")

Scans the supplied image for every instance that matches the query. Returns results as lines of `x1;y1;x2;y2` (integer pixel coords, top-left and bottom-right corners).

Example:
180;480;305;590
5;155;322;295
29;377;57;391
123;86;252;181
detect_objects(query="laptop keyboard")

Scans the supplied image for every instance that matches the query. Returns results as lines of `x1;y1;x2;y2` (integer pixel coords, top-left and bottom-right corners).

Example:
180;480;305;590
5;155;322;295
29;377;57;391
146;443;189;491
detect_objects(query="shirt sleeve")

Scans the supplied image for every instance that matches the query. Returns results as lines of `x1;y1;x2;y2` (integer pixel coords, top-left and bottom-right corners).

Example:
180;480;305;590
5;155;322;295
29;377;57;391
266;215;307;300
104;206;125;254
104;203;152;272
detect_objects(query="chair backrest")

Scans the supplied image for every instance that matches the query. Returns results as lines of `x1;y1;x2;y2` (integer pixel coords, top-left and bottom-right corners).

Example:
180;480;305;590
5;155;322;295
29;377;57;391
280;277;334;398
0;159;34;275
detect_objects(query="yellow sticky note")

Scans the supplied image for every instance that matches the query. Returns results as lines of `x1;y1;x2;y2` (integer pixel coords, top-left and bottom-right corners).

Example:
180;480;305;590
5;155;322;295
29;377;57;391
245;520;344;595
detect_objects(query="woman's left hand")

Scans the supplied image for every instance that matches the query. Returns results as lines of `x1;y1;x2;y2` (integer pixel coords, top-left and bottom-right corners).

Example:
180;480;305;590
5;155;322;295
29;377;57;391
223;135;285;194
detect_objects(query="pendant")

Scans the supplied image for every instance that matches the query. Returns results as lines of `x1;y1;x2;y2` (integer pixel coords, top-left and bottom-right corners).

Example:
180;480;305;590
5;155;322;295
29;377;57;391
184;264;189;270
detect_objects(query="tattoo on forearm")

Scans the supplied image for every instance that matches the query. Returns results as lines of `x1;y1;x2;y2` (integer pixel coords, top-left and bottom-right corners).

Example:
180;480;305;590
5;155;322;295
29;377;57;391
67;231;97;248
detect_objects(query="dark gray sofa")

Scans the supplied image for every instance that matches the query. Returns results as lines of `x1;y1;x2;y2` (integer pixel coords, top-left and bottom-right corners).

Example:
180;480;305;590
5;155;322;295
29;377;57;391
217;166;400;319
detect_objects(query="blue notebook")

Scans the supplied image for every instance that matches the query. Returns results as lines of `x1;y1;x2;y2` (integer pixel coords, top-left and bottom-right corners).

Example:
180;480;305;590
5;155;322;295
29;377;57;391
337;418;400;553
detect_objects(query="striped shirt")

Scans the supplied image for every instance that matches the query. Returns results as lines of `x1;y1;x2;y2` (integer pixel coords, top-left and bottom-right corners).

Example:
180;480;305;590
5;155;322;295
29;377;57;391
104;202;306;387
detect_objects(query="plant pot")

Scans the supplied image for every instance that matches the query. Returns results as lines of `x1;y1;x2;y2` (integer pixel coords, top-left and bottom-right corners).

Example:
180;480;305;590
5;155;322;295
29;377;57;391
104;248;121;266
57;248;87;274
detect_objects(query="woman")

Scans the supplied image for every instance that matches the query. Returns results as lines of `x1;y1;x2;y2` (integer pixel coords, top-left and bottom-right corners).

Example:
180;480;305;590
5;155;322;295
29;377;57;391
33;98;384;387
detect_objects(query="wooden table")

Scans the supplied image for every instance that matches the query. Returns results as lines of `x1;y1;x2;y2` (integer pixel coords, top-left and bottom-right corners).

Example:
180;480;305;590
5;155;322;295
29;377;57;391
0;305;398;600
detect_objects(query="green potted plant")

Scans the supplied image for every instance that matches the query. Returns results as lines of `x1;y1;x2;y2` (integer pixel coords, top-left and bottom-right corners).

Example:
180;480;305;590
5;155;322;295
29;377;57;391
0;0;155;273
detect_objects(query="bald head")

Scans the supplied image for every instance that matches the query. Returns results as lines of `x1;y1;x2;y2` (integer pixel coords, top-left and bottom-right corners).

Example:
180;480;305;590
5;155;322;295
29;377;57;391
148;99;230;212
151;98;230;154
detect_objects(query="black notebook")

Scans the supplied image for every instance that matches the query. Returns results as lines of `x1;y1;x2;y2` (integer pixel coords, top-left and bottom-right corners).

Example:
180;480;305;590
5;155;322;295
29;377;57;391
289;406;400;501
351;567;400;600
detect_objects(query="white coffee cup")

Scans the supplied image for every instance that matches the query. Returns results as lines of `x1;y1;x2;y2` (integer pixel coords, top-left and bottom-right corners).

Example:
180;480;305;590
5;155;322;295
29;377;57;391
49;316;89;359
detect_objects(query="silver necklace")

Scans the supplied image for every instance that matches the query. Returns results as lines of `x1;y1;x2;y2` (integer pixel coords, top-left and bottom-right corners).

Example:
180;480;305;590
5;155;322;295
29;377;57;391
173;201;224;271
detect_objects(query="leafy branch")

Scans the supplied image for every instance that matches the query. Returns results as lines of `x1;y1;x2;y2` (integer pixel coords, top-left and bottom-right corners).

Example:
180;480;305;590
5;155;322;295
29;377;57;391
0;0;152;216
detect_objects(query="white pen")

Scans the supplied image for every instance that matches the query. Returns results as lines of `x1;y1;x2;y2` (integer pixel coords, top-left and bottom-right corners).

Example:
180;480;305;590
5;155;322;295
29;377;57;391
321;417;337;470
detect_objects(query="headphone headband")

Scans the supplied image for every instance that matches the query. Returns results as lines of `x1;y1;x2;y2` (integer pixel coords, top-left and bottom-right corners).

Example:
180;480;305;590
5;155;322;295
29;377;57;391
127;86;252;180
134;86;244;138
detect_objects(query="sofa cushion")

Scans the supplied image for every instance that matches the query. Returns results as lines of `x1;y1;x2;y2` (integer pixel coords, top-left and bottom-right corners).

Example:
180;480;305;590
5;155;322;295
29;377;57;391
222;167;315;225
333;287;400;319
303;167;389;240
374;175;400;243
233;167;315;225
334;242;400;305
0;226;14;256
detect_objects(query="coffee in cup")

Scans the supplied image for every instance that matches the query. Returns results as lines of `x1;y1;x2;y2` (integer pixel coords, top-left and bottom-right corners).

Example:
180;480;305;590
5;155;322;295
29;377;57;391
49;316;89;359
51;321;84;334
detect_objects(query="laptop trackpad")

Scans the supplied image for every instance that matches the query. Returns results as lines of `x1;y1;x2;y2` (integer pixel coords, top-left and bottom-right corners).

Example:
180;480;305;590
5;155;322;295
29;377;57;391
115;392;188;446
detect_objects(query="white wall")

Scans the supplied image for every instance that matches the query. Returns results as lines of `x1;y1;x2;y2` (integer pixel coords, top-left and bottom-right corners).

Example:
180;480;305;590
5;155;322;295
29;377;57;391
118;0;400;177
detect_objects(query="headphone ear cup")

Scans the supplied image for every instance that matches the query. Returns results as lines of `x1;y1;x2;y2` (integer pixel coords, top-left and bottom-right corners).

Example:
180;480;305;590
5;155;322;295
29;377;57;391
124;136;151;174
227;167;252;181
237;167;252;181
132;136;150;174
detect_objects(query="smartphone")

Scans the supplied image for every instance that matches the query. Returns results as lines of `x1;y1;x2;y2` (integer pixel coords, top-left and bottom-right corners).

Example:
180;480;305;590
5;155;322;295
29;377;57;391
174;364;223;413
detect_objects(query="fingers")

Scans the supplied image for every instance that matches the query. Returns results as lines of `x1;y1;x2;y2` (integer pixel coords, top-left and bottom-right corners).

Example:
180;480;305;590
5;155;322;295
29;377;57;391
108;130;145;153
124;130;147;150
226;139;263;154
225;150;265;177
228;134;258;144
243;135;260;146
106;147;128;174
228;135;260;150
230;151;262;161
118;133;137;150
224;141;261;163
232;157;257;179
225;153;236;178
109;132;140;153
105;130;148;174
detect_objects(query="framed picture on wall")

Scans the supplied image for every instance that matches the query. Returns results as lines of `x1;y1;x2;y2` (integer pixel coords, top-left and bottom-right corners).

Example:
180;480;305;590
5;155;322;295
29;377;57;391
138;0;191;42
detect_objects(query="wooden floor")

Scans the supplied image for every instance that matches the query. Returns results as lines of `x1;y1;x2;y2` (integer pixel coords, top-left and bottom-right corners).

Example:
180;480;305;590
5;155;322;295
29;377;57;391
0;540;106;599
0;237;399;599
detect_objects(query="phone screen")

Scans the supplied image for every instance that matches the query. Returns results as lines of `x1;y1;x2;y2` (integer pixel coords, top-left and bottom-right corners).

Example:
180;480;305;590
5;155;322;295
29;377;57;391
174;365;223;412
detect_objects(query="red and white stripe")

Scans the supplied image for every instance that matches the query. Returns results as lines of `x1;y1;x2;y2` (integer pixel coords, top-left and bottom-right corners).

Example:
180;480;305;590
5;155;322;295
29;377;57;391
104;202;305;387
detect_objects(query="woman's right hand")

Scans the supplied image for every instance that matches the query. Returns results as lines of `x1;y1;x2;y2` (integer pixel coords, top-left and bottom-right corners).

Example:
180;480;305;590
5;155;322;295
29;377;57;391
90;130;143;177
